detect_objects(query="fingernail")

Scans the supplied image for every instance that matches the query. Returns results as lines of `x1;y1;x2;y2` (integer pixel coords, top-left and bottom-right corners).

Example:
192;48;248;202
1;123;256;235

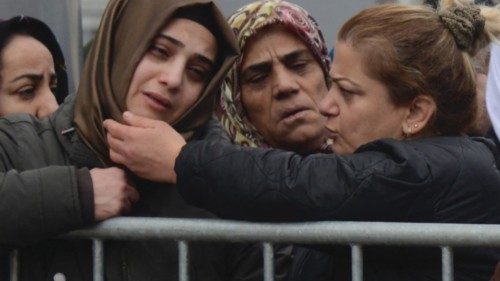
123;111;132;119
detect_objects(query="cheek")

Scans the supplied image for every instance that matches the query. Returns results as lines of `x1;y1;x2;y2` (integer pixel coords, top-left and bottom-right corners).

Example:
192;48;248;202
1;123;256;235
0;96;29;116
313;79;329;101
302;74;329;109
338;105;375;144
241;91;266;117
185;85;204;106
129;58;154;91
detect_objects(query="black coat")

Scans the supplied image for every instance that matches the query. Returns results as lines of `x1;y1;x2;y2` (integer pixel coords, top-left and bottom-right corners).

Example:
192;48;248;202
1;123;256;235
176;136;500;281
0;98;265;281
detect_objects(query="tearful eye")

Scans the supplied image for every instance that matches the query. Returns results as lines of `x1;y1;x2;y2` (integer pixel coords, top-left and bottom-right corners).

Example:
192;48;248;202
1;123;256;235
187;66;210;82
149;45;170;59
17;87;35;100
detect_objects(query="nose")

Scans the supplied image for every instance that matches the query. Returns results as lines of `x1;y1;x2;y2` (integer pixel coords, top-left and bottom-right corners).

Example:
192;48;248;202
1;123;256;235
158;59;184;91
319;87;340;118
35;87;58;118
272;66;299;100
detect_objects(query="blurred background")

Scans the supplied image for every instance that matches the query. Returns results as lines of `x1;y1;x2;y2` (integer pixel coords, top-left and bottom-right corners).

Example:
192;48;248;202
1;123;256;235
0;0;497;92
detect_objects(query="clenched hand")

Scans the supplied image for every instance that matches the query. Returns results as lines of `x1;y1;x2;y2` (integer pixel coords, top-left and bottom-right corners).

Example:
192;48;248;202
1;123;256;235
90;167;139;221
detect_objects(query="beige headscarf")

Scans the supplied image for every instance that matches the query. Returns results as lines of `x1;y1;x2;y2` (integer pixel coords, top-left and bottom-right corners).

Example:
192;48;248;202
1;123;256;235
74;0;239;166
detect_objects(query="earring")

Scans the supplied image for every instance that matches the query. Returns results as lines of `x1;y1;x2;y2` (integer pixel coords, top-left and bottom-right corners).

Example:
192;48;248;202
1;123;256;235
413;124;419;129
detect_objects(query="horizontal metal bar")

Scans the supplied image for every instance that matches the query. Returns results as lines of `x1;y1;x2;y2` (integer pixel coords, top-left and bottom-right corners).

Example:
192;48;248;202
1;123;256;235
63;217;500;247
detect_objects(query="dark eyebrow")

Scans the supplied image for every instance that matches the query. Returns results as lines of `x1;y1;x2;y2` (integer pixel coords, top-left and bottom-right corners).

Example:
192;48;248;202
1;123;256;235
157;34;215;67
10;74;43;84
280;49;312;64
157;34;185;48
241;48;313;79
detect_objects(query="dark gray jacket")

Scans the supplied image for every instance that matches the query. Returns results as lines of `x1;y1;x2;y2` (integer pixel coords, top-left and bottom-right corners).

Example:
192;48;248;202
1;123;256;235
176;137;500;281
0;96;264;281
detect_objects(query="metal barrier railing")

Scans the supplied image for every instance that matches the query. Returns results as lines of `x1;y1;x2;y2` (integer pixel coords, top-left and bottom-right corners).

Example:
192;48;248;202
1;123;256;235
9;217;500;281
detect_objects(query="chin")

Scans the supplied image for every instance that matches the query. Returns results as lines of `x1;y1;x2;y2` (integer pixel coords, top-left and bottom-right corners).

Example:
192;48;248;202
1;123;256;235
132;109;168;122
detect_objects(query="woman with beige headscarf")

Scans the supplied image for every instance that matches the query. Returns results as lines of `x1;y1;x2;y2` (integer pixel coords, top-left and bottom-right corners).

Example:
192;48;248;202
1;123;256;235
0;0;243;280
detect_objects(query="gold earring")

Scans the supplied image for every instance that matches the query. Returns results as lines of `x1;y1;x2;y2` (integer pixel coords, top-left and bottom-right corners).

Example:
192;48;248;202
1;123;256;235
414;124;419;129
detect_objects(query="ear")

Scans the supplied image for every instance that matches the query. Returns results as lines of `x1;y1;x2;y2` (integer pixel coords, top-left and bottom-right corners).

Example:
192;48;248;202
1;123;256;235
401;95;436;137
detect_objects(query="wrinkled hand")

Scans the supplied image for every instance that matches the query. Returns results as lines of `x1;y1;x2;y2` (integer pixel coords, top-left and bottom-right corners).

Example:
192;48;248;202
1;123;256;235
103;111;186;184
90;167;139;221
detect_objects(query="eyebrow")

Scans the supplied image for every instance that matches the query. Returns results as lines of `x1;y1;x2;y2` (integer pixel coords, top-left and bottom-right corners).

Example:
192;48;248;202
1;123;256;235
10;73;57;84
157;34;215;67
331;76;361;89
240;49;311;79
281;49;312;64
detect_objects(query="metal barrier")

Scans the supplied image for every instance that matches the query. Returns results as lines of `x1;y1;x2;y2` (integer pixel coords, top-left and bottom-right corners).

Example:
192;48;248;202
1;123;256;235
9;217;500;281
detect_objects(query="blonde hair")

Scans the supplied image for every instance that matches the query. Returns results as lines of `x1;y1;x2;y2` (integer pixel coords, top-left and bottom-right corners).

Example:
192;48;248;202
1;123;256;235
338;0;500;135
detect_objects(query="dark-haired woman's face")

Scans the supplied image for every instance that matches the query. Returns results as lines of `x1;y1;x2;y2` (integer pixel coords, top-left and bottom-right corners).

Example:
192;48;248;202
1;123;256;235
0;35;58;118
126;18;217;124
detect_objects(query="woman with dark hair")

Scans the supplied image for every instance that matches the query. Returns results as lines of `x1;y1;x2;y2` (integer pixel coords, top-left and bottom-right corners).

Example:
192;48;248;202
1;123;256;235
106;0;500;280
0;16;68;117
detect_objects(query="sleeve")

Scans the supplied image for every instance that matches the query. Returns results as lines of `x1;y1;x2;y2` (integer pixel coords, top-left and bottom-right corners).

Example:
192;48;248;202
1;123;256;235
199;115;232;144
176;140;359;222
0;165;93;249
175;140;433;222
0;117;97;249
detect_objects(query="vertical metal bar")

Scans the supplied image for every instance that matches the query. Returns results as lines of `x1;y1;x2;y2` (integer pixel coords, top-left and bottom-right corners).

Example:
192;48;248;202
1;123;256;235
442;246;454;281
66;0;83;88
178;240;189;281
263;242;274;281
93;239;104;281
9;250;19;281
351;244;363;281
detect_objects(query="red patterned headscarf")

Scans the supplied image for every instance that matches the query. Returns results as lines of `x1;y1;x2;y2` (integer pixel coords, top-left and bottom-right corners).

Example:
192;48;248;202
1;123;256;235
217;0;330;148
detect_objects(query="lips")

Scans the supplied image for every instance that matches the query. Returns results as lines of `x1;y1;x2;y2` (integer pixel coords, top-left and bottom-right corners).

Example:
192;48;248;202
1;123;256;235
324;127;339;140
279;106;310;122
142;91;172;111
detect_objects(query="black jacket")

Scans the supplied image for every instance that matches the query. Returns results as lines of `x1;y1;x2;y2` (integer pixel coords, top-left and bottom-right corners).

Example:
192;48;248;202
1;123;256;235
176;136;500;281
0;97;264;281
